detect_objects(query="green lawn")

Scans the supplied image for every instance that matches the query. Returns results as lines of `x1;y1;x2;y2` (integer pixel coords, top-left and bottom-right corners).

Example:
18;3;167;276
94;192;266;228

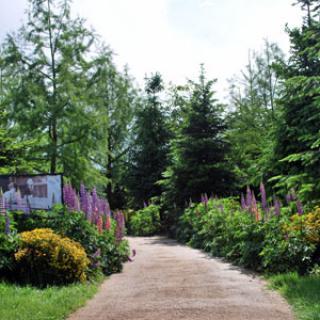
269;273;320;320
0;277;103;320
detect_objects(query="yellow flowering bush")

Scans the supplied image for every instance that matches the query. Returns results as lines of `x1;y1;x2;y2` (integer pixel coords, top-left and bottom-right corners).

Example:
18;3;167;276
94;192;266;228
15;228;89;286
283;208;320;244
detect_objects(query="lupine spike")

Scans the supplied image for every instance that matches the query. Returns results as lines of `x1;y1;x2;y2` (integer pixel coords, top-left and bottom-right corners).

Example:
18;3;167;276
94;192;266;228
97;216;103;234
296;200;304;215
105;214;111;230
245;186;252;207
251;192;260;221
274;198;281;216
260;182;268;212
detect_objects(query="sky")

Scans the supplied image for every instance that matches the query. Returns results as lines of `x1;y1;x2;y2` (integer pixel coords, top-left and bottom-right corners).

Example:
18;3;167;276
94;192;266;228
0;0;303;98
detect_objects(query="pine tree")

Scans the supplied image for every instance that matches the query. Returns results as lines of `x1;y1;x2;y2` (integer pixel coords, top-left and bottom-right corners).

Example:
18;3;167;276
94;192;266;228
273;0;320;201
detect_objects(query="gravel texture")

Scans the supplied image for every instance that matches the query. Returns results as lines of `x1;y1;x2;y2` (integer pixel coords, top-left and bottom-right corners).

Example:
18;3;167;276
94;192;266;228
68;236;293;320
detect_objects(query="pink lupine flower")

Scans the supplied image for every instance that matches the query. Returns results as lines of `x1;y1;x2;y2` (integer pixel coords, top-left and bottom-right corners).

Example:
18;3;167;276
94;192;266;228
105;214;111;231
97;216;103;234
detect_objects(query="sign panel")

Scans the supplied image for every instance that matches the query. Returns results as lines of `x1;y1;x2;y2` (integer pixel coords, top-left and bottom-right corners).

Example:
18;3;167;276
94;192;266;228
0;175;63;211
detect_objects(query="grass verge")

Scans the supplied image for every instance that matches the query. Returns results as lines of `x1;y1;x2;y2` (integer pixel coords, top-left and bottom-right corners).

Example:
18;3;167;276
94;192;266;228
269;273;320;320
0;276;104;320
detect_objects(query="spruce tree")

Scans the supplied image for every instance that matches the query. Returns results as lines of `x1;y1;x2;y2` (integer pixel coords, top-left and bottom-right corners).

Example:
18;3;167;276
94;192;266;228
165;66;233;207
127;73;170;207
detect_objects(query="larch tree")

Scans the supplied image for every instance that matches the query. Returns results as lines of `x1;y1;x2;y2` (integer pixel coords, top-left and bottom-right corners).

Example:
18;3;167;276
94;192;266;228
1;0;107;185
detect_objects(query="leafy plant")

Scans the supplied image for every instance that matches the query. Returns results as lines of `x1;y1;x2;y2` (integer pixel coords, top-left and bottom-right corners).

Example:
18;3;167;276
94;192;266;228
129;204;161;236
15;228;89;286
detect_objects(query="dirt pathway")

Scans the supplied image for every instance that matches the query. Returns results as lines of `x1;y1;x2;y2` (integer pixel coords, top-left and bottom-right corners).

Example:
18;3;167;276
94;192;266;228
68;237;293;320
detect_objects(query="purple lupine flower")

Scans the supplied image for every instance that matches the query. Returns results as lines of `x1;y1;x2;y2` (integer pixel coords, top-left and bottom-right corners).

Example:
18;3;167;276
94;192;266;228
285;193;292;205
92;187;98;212
245;186;252;208
63;184;77;211
80;184;88;214
4;206;10;235
87;193;93;222
260;182;268;212
240;193;246;209
75;193;81;211
204;193;209;205
274;198;281;216
296;200;304;215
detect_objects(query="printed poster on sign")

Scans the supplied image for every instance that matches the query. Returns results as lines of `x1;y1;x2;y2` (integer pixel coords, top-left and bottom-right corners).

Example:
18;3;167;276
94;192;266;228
0;175;63;211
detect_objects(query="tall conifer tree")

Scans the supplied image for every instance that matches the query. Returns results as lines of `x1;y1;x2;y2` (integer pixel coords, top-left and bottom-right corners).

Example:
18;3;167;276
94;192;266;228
126;73;170;207
273;0;320;200
164;66;233;207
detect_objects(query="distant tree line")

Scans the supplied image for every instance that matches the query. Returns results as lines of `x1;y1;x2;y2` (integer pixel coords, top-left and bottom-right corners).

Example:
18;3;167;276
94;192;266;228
1;0;320;220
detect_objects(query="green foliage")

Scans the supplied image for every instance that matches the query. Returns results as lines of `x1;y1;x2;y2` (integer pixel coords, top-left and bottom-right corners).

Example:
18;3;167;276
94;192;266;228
269;273;320;320
162;66;234;211
0;276;103;320
0;232;19;279
98;229;130;275
227;41;284;188
15;228;89;286
128;204;161;236
126;73;171;207
261;218;316;274
0;0;138;189
272;3;320;202
177;198;319;273
12;207;129;277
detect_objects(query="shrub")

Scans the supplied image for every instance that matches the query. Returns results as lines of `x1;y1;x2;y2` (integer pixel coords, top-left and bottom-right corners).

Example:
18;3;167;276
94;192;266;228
98;231;130;274
129;205;161;236
15;228;89;286
12;208;129;277
176;197;320;274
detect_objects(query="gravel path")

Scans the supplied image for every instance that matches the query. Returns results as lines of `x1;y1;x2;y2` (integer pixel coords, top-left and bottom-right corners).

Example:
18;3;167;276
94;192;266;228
68;236;294;320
